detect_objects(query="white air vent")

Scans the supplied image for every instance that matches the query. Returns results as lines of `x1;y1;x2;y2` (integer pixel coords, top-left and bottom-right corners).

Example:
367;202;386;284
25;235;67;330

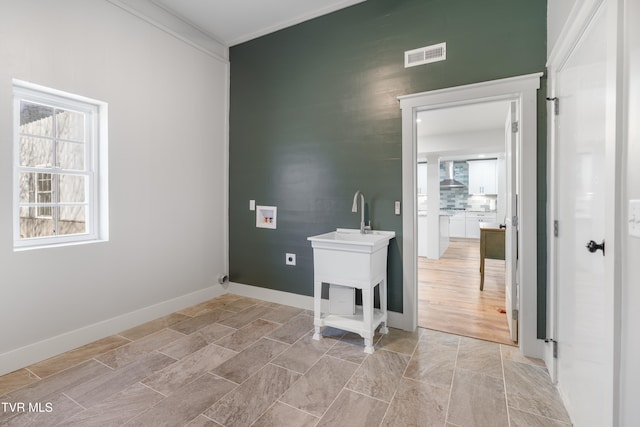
404;42;446;68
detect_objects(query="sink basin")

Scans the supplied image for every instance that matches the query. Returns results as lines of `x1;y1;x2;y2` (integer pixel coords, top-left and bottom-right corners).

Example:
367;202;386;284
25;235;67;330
308;228;395;353
307;228;395;253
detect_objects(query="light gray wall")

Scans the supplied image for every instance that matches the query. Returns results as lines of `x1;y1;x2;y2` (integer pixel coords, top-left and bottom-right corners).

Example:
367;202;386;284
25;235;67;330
0;0;228;373
621;0;640;422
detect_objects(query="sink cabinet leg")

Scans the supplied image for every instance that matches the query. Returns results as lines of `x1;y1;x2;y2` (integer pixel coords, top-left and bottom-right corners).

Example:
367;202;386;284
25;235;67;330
379;279;389;334
313;280;322;341
364;339;374;354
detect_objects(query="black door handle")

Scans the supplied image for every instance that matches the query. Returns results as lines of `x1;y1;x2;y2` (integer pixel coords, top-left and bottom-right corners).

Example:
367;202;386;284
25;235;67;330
586;240;605;255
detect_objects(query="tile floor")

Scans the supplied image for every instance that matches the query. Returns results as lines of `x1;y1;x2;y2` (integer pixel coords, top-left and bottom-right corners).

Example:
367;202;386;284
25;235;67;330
0;294;572;426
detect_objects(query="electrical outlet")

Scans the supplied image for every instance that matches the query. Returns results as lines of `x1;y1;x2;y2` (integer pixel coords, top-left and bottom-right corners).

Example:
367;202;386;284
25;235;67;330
629;200;639;237
249;200;255;211
395;201;401;215
286;253;296;265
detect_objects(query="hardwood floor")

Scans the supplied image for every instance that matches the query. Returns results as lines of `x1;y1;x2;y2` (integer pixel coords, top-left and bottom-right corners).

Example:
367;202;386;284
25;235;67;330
418;239;515;346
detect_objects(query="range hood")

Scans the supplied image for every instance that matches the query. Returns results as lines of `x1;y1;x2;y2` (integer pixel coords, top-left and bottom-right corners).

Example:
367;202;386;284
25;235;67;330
440;161;465;188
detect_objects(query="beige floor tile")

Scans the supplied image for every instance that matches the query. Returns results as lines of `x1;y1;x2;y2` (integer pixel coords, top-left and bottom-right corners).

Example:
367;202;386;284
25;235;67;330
128;373;236;426
119;313;189;340
280;356;359;417
381;378;449;427
205;364;300;427
404;340;458;388
260;305;305;324
271;333;338;374
142;344;236;395
267;313;314;344
65;351;175;407
508;407;573;426
456;337;503;379
376;327;421;355
169;309;234;335
446;368;509;427
420;328;461;348
8;360;111;403
501;345;547;369
197;323;236;343
223;297;262;312
325;340;368;364
96;329;184;368
317;389;388;427
346;349;410;402
27;335;130;378
178;298;229;317
0;392;83;426
186;415;224;426
215;319;280;351
212;338;289;384
62;382;164;426
0;369;39;396
218;305;273;329
157;331;210;360
253;401;319;427
503;360;571;423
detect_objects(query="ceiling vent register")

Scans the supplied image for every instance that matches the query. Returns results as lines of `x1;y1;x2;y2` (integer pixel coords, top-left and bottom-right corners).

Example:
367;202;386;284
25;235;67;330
404;42;446;68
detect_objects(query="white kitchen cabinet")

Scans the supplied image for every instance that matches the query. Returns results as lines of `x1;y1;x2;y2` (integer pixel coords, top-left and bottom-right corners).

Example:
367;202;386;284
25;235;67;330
449;212;466;238
467;159;497;195
465;212;497;239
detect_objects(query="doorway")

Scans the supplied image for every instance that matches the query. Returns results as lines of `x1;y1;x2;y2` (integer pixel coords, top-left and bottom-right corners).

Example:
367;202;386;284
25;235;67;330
398;73;544;358
415;101;513;345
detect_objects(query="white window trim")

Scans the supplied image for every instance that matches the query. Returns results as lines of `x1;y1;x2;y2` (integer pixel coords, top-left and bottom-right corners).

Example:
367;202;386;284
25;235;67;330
13;79;109;250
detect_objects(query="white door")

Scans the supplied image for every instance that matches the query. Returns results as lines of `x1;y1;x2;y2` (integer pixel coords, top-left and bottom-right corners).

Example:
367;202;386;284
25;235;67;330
554;3;615;425
504;101;518;343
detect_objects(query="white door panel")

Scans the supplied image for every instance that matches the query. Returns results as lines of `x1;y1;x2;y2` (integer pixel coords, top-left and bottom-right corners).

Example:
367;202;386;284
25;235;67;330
555;3;613;425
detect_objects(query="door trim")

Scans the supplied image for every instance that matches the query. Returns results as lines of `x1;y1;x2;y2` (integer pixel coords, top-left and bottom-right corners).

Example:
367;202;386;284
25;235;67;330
397;73;543;358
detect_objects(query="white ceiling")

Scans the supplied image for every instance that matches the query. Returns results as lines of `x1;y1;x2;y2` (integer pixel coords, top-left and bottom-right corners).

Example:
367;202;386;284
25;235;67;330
417;101;511;137
151;0;367;46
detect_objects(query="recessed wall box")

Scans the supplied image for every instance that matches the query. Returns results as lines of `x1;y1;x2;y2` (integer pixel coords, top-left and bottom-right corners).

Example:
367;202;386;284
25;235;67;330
256;205;277;229
329;284;355;315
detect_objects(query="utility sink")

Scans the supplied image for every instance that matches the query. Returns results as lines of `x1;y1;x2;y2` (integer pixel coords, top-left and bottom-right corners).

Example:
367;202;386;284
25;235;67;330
307;228;395;252
307;228;395;353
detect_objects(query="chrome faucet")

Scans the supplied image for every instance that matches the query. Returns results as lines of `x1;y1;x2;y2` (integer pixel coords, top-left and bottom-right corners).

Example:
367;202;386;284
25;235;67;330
352;190;371;234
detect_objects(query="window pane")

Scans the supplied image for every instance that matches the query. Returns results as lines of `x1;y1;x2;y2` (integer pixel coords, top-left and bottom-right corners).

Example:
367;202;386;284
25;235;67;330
20;136;53;167
18;173;35;204
59;206;86;235
20;102;53;136
59;174;86;203
56;110;85;142
19;206;55;238
57;140;85;170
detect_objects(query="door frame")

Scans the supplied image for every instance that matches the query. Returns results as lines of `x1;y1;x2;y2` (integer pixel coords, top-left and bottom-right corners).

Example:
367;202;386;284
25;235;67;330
546;0;624;420
397;73;544;358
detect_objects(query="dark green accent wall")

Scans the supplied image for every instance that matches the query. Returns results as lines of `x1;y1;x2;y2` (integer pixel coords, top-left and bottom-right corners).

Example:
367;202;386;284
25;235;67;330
229;0;547;335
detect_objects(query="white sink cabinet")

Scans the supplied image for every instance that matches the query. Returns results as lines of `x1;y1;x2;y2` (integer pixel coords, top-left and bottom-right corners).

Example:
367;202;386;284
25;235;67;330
307;228;395;354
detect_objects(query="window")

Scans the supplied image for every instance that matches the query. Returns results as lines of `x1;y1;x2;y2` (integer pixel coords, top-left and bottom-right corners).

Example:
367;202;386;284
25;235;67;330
13;81;108;249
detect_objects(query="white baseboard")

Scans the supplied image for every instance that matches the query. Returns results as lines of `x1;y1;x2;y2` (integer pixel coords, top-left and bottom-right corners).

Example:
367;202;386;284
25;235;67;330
227;281;409;330
0;285;226;376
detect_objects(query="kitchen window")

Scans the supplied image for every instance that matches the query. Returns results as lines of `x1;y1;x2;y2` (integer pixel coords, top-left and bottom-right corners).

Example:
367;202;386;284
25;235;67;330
13;80;108;249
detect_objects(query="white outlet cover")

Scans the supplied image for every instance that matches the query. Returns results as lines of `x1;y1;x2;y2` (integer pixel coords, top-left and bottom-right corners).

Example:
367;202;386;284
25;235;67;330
286;253;296;265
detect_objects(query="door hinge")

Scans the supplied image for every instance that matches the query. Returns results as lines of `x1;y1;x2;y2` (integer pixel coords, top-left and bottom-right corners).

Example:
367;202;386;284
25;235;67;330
512;308;519;320
545;338;558;358
511;121;519;133
554;220;559;237
512;215;519;227
546;97;559;115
